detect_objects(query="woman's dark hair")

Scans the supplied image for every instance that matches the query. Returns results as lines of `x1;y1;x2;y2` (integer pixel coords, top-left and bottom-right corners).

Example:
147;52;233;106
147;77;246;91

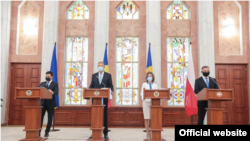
145;71;155;82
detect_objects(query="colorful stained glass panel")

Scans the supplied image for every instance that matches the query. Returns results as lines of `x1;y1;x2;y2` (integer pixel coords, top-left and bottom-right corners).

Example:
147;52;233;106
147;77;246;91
65;62;87;89
117;1;139;19
168;89;174;106
64;89;71;105
68;1;89;19
132;89;139;105
133;63;138;88
173;89;185;106
121;89;133;105
122;63;132;88
66;37;88;62
183;63;188;88
166;1;189;19
167;37;189;107
116;63;122;88
64;36;88;105
116;89;122;105
69;88;82;105
116;37;139;106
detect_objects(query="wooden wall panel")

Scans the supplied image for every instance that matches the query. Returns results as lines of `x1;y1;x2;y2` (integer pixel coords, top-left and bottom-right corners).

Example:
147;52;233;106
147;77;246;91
9;63;41;125
216;64;249;125
54;107;91;126
54;107;196;127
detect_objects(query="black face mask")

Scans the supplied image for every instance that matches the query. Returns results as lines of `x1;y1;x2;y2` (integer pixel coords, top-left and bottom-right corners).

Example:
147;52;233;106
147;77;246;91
202;72;210;77
45;77;51;81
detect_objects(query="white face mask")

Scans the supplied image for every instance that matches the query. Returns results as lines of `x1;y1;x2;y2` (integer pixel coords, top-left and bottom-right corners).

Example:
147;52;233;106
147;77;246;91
98;66;104;72
147;77;152;82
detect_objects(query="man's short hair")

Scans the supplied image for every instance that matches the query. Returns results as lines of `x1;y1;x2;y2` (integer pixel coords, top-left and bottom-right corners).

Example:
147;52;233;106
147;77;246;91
202;66;209;70
98;61;105;65
46;71;53;76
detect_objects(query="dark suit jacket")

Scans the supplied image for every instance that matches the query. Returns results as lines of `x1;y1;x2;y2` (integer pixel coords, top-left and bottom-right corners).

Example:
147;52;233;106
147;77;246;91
89;72;114;92
38;81;58;108
194;76;219;107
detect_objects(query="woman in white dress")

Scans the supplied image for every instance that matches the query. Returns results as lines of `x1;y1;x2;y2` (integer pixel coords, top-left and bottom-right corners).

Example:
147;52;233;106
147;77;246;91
141;72;159;139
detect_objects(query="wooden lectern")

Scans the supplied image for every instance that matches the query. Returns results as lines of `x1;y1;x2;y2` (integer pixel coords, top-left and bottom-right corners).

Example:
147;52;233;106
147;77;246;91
197;88;234;125
83;88;110;141
143;89;170;141
15;87;52;141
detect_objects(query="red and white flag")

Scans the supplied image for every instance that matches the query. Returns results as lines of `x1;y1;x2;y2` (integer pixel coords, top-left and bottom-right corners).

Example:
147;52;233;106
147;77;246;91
185;43;198;116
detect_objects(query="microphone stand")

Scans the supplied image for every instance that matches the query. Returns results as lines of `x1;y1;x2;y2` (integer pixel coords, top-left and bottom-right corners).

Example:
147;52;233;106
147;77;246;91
50;111;60;132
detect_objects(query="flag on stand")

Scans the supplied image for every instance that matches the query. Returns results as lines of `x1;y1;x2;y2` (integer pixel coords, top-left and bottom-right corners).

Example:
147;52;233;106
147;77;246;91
146;43;153;73
50;43;59;108
184;43;198;116
103;43;111;108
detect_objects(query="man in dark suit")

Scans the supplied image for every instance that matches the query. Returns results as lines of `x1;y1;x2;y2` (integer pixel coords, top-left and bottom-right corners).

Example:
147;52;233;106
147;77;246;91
38;71;58;137
194;66;219;125
89;61;114;139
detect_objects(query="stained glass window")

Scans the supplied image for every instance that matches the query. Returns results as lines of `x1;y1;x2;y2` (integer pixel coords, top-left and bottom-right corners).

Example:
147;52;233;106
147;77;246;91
64;37;88;105
166;0;189;19
116;37;139;105
68;1;89;19
117;1;139;19
167;37;189;106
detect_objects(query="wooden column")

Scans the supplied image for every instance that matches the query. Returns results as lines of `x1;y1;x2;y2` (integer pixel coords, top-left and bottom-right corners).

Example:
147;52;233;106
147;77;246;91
20;99;47;141
89;98;105;141
149;99;165;141
206;100;223;125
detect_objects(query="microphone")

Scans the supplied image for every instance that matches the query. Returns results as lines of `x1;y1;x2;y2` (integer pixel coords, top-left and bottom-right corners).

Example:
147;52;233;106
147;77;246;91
153;81;163;89
96;75;107;88
37;83;46;88
209;77;221;89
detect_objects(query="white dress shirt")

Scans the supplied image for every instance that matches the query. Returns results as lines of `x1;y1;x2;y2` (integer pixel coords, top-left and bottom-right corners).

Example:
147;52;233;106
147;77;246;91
98;71;104;79
46;80;54;94
46;80;52;87
202;76;209;83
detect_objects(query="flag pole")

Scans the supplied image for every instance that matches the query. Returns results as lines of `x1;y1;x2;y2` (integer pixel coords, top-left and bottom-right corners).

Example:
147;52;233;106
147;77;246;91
190;41;193;125
50;42;60;132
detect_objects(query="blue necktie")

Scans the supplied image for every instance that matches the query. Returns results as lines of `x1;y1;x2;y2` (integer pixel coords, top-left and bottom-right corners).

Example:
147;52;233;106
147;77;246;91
99;73;102;85
205;78;209;88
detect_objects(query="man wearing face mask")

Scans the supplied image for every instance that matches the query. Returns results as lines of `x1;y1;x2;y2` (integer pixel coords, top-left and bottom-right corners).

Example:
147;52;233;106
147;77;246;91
194;66;219;125
38;71;58;137
89;61;114;139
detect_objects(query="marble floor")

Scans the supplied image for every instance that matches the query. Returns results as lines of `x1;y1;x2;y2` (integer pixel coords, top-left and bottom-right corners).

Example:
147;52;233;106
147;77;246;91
1;126;175;141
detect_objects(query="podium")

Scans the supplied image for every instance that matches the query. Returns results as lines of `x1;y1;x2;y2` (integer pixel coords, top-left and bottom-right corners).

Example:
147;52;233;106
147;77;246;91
15;87;52;141
83;88;110;141
197;88;234;125
143;88;170;141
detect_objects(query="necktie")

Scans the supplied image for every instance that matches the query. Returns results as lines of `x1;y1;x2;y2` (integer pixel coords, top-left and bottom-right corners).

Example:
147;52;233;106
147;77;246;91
46;82;49;88
99;73;102;85
205;78;209;88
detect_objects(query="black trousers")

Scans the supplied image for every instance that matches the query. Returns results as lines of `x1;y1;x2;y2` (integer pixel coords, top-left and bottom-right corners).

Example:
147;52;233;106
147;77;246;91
198;106;206;125
40;101;54;133
92;98;108;135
